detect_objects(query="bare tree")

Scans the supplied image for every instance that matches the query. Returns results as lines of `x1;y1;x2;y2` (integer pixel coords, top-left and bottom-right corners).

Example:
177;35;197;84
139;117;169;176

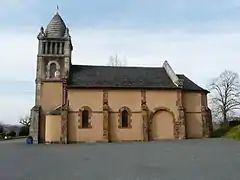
19;116;31;127
209;70;240;124
108;54;126;66
0;121;4;133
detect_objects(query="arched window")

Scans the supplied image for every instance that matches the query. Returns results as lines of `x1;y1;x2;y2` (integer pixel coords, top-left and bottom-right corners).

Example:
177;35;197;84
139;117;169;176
49;63;57;78
82;110;89;128
118;107;132;129
121;110;128;128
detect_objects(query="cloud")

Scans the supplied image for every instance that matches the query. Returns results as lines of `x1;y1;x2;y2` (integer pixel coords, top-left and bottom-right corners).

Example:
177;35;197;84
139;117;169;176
0;80;33;95
2;25;240;124
3;26;240;83
70;27;240;88
0;95;34;125
0;31;37;81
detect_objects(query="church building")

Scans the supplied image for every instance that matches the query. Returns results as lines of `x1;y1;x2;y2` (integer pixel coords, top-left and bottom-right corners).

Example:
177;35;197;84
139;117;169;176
29;12;212;144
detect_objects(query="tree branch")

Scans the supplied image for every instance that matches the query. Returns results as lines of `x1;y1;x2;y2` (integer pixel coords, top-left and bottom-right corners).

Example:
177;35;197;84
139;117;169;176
108;54;127;66
19;116;31;127
209;70;240;123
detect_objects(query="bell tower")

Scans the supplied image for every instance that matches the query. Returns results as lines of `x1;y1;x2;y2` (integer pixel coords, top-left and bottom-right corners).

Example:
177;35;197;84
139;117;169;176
31;11;73;143
35;12;73;105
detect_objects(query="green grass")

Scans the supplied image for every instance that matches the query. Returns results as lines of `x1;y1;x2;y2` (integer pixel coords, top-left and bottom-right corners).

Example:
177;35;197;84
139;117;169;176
224;125;240;140
0;136;27;141
10;136;28;139
212;124;240;140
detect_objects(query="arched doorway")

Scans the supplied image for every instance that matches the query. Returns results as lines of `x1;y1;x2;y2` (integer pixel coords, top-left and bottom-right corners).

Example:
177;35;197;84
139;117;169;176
151;108;175;140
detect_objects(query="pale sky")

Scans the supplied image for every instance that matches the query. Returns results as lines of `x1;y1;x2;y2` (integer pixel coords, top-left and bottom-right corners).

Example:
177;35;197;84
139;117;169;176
1;0;240;124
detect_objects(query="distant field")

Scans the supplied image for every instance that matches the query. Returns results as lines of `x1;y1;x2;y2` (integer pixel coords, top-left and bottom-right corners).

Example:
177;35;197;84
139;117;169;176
0;136;27;141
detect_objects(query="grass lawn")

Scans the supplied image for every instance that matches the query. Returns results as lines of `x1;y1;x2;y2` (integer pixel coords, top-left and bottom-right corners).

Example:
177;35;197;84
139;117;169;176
212;124;240;140
224;125;240;140
0;136;27;141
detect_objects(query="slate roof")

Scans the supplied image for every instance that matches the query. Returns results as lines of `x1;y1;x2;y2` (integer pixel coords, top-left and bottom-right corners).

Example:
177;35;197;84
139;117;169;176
45;13;66;38
68;65;208;92
176;74;207;92
47;105;62;115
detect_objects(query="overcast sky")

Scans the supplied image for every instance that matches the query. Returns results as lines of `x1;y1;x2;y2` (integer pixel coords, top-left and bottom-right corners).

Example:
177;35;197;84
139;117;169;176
1;0;240;124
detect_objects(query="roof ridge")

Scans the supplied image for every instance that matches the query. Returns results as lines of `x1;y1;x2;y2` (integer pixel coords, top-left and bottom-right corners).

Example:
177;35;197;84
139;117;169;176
71;64;163;69
69;64;208;93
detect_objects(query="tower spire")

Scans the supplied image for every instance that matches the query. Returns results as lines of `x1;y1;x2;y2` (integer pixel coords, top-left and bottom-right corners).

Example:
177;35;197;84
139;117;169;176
56;4;59;13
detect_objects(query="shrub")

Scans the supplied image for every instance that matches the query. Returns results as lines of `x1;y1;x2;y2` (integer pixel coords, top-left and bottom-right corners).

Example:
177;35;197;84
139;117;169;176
0;126;3;134
211;124;231;137
7;131;16;137
229;120;240;127
19;126;29;136
0;132;5;139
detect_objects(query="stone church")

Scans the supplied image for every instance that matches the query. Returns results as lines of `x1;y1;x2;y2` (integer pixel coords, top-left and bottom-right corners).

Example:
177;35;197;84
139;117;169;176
29;12;212;144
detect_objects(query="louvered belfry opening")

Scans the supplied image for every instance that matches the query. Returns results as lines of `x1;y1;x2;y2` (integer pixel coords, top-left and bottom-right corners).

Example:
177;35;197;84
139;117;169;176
41;41;65;55
39;12;67;55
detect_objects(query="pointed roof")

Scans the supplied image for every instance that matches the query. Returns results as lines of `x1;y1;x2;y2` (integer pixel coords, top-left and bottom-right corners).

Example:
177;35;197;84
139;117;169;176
45;12;66;38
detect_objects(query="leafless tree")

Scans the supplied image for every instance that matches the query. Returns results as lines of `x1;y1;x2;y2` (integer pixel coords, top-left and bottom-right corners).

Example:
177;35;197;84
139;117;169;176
209;70;240;124
19;116;31;127
108;54;127;66
0;121;3;133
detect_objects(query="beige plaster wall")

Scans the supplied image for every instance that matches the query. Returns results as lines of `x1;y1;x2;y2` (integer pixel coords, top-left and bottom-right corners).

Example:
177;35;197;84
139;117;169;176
68;89;105;142
201;93;208;107
152;111;175;140
108;90;143;141
67;89;144;142
40;82;63;112
39;82;62;141
68;113;105;142
41;85;207;142
68;89;103;111
67;113;78;142
77;113;104;142
109;113;143;141
45;115;61;142
146;90;179;116
67;89;183;142
183;92;203;138
146;90;178;140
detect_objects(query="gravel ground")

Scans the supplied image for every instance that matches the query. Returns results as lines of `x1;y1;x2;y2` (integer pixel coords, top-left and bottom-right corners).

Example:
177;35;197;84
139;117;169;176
0;138;240;180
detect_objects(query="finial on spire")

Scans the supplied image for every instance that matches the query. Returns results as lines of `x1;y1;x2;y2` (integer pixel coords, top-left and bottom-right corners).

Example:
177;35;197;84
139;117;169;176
40;26;44;33
56;4;59;13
